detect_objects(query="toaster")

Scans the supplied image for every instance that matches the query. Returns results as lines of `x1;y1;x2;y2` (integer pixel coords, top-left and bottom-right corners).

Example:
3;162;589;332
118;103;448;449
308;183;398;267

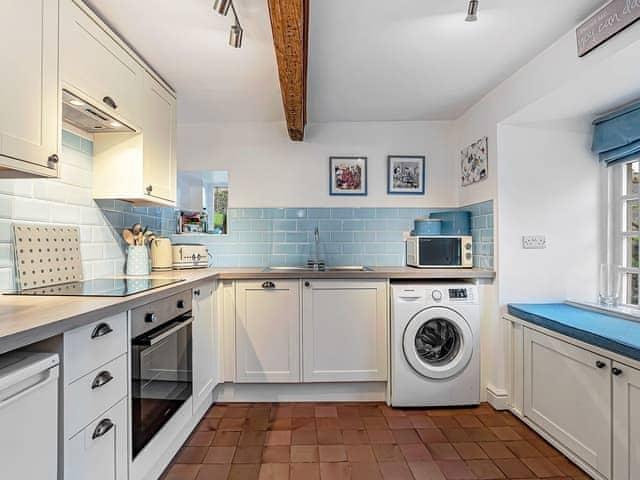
172;244;209;269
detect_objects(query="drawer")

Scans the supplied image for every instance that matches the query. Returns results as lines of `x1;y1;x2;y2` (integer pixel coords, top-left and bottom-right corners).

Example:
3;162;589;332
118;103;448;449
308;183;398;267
64;313;127;383
65;354;127;437
65;398;127;480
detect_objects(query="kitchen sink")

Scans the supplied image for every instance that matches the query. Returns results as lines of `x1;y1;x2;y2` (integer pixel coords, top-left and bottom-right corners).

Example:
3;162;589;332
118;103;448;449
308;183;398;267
263;265;374;273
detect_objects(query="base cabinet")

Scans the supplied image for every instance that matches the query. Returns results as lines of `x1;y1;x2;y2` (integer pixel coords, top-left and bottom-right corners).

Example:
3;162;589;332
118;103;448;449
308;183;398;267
523;327;611;478
193;281;218;411
66;398;127;480
302;280;387;382
613;361;640;480
235;280;300;383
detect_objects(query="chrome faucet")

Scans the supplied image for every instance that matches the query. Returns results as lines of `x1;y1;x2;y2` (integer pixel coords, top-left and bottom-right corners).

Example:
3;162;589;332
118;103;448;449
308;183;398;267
307;226;326;270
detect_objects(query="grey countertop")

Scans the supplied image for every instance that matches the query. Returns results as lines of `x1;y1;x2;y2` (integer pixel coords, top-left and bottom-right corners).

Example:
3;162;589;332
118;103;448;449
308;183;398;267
0;266;494;355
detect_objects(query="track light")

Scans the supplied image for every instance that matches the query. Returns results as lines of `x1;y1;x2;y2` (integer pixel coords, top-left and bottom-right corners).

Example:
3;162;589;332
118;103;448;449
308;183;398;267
213;0;232;16
465;0;479;22
213;0;244;48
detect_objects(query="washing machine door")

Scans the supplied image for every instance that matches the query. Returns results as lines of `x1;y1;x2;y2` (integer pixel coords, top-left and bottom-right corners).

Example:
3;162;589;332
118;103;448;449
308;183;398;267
403;306;473;379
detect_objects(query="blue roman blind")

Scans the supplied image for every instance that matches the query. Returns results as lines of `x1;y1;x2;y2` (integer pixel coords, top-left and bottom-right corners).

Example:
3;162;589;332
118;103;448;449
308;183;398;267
592;101;640;166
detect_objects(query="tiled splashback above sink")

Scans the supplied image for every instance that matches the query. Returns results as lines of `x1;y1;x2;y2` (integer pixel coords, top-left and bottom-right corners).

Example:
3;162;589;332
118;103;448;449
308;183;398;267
175;202;494;269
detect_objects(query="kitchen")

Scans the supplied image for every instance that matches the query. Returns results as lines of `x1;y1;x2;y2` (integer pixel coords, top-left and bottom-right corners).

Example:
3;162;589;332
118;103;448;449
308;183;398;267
1;1;640;479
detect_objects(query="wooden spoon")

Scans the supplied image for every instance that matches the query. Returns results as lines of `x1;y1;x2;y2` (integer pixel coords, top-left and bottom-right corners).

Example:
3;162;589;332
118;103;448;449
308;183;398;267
123;229;135;246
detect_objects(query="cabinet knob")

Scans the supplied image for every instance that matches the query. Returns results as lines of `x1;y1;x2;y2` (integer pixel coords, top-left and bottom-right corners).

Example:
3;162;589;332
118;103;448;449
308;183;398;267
262;281;275;289
92;418;115;440
596;361;606;369
145;312;157;323
90;322;113;339
102;96;118;109
194;289;201;296
177;299;185;309
612;367;623;376
47;153;59;168
91;370;114;390
146;185;153;194
304;281;311;287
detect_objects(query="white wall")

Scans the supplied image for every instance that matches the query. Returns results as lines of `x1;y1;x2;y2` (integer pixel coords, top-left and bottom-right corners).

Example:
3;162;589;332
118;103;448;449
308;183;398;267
178;120;456;208
498;125;601;305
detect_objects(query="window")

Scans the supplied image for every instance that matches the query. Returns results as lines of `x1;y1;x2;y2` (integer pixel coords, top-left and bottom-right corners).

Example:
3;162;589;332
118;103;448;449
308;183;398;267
611;160;640;306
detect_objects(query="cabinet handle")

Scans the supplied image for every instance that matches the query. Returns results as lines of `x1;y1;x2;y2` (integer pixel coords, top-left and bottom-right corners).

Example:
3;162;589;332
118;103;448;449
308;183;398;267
146;185;153;194
92;418;115;440
91;370;114;390
194;289;201;296
102;96;118;109
262;281;275;289
47;154;59;168
596;361;606;369
304;281;311;287
91;322;113;339
612;367;623;376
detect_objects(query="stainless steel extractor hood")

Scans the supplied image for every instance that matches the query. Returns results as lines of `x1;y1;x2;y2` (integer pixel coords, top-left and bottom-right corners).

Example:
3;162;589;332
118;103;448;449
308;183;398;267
62;89;135;133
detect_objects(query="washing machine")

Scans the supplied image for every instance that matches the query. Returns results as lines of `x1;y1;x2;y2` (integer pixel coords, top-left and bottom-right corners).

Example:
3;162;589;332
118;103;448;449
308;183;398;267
390;283;480;407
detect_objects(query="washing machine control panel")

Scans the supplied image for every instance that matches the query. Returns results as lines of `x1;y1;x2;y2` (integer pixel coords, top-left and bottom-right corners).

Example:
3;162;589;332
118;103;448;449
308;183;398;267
449;288;469;299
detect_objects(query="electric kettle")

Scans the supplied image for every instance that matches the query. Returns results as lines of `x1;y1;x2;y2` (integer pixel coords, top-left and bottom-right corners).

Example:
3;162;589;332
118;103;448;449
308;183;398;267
150;237;173;271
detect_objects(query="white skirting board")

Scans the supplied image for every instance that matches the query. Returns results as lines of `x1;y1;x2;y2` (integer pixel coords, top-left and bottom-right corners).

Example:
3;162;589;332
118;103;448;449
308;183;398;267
485;384;510;410
213;382;388;403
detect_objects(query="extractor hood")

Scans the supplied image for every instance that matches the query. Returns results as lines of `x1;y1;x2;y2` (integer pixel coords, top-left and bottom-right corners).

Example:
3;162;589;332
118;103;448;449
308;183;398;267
62;89;135;134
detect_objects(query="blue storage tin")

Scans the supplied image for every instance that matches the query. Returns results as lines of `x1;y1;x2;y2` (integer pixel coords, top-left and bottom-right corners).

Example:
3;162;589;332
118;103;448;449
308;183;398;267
413;218;442;235
429;211;471;235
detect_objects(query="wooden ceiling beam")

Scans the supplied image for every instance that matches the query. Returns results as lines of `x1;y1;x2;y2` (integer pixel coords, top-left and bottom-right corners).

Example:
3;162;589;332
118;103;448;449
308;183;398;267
267;0;308;141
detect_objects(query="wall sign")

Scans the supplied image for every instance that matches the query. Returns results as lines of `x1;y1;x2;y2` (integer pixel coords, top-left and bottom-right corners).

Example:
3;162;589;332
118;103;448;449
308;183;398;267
577;0;640;57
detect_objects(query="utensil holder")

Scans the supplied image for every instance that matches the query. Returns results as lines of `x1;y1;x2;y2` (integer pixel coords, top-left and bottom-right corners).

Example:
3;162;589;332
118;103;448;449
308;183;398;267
126;245;151;276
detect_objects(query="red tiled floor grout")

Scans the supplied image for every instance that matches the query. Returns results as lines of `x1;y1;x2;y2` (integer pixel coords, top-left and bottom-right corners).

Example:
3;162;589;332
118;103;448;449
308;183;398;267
161;402;584;480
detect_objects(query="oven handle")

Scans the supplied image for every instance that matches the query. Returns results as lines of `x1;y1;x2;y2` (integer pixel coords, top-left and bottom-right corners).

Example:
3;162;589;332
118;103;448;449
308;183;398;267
135;316;193;346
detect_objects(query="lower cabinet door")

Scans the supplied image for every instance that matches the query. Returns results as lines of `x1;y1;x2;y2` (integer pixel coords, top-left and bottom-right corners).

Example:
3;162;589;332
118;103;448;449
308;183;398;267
193;281;218;411
523;328;611;478
302;280;387;382
235;280;300;383
613;361;640;480
66;398;127;480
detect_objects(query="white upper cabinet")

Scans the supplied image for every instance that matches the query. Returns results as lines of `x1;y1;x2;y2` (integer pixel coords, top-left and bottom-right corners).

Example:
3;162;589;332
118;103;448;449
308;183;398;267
523;327;611;479
235;280;301;383
0;0;59;177
60;0;143;128
302;280;387;382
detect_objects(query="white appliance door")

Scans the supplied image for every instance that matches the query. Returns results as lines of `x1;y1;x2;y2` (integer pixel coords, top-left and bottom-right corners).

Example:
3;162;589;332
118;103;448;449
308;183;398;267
403;306;473;379
0;353;59;480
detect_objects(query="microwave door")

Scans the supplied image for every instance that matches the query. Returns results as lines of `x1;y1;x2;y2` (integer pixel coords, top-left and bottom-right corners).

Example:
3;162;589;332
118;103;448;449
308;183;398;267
419;238;461;266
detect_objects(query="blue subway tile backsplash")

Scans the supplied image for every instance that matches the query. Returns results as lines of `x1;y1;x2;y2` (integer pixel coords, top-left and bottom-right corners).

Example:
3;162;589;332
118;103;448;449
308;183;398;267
173;201;494;269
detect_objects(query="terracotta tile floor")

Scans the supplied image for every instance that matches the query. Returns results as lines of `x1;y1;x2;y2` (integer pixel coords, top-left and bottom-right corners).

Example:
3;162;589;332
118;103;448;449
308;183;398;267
161;402;591;480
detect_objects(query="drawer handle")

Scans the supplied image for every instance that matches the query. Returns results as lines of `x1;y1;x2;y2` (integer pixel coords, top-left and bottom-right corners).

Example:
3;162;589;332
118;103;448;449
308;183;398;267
91;370;114;390
612;367;623;376
262;281;275;289
102;96;117;109
596;361;606;369
92;418;114;440
91;322;113;339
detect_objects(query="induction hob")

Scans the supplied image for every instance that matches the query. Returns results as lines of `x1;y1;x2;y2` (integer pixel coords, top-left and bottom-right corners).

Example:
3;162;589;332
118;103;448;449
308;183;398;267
4;278;185;297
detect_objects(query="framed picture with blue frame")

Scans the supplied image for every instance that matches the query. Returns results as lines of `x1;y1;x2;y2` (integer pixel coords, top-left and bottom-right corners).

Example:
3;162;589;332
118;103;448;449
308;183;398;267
329;156;368;196
387;155;426;195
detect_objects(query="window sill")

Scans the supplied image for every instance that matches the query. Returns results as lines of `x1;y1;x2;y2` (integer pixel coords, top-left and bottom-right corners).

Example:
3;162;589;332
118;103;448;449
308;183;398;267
567;300;640;323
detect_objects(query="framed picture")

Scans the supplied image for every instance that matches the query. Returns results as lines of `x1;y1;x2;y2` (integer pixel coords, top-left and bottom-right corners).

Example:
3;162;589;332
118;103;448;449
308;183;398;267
329;156;368;196
461;137;488;187
387;155;426;195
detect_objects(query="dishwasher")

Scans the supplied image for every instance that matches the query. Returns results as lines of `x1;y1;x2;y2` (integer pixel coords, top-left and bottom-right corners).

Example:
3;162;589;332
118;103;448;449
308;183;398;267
0;351;60;479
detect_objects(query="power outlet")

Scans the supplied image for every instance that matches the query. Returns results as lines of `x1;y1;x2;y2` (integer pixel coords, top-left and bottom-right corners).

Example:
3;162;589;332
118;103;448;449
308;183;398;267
522;235;546;249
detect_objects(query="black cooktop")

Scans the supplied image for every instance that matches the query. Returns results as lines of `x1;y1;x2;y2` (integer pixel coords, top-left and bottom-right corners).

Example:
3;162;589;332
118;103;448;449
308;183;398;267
5;278;185;297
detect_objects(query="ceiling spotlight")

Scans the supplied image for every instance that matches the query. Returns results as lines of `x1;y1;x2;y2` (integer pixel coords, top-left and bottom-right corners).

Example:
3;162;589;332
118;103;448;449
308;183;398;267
213;0;232;16
230;24;243;48
465;0;479;22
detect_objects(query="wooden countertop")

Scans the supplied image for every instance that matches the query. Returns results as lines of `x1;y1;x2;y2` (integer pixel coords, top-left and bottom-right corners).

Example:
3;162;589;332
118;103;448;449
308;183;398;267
0;267;494;355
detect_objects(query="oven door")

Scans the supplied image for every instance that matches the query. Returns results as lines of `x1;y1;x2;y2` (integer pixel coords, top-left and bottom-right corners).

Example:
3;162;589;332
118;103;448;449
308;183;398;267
131;313;193;458
418;237;462;267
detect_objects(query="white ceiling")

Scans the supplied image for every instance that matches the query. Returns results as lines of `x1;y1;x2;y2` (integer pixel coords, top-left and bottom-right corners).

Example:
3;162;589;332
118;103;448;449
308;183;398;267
85;0;604;124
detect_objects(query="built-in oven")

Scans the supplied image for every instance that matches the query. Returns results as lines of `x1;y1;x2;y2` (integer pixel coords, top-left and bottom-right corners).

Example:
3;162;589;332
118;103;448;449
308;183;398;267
130;290;193;458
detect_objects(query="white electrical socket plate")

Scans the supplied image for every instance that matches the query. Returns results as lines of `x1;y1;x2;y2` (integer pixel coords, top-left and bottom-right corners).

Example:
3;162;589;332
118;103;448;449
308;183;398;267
522;235;546;249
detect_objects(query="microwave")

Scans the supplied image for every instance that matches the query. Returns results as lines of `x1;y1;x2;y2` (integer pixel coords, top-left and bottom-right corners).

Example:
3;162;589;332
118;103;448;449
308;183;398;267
406;236;473;268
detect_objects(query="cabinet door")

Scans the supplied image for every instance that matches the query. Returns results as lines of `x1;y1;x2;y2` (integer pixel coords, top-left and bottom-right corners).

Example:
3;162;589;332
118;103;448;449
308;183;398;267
523;328;611;478
65;398;127;480
60;0;143;127
0;0;59;176
142;73;177;203
193;281;218;411
236;280;300;383
613;361;640;480
302;280;387;382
